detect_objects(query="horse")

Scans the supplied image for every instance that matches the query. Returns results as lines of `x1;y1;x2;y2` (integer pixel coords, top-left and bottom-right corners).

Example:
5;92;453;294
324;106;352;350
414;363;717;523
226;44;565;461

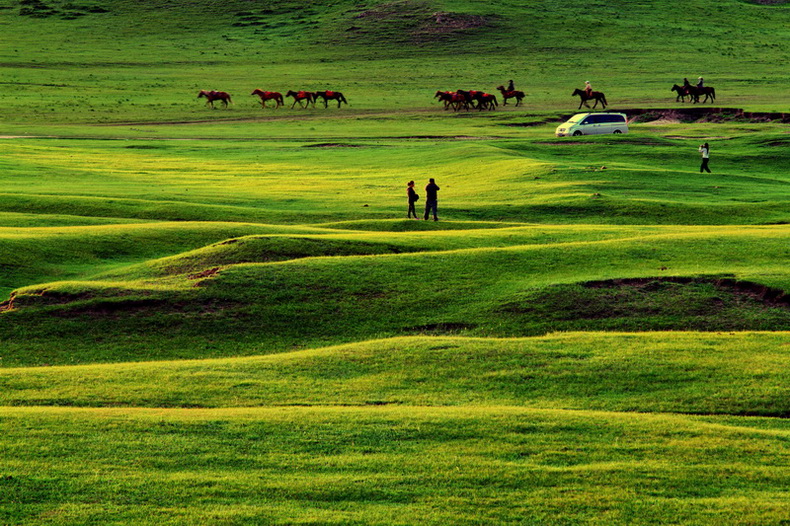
251;89;283;108
474;93;498;110
693;86;716;103
456;89;483;108
314;90;348;108
496;85;525;106
671;84;692;103
572;88;607;109
197;90;232;109
286;90;315;109
435;90;454;108
435;90;468;111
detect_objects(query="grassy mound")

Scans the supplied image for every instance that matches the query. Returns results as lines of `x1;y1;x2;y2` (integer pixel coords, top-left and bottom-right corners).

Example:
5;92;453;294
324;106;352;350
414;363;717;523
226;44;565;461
1;333;788;416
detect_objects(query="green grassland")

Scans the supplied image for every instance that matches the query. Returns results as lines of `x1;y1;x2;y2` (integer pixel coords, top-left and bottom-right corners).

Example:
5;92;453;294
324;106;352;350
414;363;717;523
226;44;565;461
2;0;790;523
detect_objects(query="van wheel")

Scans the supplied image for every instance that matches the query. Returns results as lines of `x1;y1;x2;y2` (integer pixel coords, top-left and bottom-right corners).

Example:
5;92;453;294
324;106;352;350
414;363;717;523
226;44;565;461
572;131;582;136
613;130;622;134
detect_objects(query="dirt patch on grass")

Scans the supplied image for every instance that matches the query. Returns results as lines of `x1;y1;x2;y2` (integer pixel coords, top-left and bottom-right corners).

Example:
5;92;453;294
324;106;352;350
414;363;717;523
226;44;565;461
303;143;364;148
626;108;790;124
497;276;790;332
188;267;220;283
418;11;491;33
404;322;477;333
583;276;790;308
347;0;496;44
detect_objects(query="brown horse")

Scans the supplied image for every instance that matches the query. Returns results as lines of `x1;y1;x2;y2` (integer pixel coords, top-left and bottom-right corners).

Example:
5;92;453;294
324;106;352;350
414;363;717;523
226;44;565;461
572;88;607;109
197;90;232;108
434;91;469;111
314;90;348;108
251;89;284;108
286;90;315;109
496;85;525;106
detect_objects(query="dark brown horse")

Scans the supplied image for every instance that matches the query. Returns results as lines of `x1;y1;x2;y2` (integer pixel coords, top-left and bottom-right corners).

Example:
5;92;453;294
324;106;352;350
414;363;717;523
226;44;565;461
496;85;525;106
671;84;692;102
197;90;232;108
314;90;348;108
251;89;284;108
434;90;456;109
572;88;607;109
692;86;716;103
286;90;315;109
475;93;498;110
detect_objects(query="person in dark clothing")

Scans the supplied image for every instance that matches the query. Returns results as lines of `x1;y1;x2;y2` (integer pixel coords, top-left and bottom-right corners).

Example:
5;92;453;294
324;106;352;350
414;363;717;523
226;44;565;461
406;180;419;219
699;143;711;173
424;178;440;221
507;79;515;92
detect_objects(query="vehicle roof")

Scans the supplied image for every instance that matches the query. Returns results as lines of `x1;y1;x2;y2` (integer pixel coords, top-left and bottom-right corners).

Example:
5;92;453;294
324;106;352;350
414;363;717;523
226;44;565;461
570;112;627;118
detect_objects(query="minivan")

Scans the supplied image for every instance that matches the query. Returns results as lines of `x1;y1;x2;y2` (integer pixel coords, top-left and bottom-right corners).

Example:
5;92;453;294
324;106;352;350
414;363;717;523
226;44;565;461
555;112;628;137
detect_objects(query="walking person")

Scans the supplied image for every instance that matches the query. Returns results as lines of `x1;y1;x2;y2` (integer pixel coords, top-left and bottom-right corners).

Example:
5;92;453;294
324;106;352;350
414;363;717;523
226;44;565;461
699;142;711;173
424;178;440;221
406;180;419;219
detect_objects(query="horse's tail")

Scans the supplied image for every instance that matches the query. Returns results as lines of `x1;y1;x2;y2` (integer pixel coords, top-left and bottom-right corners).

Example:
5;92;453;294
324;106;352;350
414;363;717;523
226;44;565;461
711;87;716;99
340;93;348;104
601;93;608;106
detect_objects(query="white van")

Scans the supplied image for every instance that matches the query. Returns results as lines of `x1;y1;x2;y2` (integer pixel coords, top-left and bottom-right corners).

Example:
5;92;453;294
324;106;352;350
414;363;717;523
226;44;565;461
555;112;628;137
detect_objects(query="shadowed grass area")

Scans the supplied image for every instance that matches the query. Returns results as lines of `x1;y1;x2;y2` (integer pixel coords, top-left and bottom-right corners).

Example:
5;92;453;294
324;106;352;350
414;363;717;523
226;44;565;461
1;333;788;417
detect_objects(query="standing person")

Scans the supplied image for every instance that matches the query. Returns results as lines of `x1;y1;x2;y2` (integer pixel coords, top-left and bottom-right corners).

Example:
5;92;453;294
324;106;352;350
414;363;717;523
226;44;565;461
507;79;515;92
406;180;419;219
699;142;711;173
424;178;440;221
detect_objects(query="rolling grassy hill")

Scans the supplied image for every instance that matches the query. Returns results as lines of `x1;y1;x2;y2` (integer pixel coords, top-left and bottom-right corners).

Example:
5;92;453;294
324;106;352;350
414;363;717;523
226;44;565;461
1;0;790;523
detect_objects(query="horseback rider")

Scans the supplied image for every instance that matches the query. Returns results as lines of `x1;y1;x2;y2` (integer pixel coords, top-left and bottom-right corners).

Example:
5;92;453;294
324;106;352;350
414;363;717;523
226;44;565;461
697;77;704;88
683;77;692;91
507;79;515;92
584;81;593;97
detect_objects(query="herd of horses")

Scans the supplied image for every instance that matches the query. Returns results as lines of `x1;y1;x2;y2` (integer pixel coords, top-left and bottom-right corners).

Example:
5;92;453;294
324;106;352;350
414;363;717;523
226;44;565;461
198;82;717;111
434;86;526;111
197;89;349;109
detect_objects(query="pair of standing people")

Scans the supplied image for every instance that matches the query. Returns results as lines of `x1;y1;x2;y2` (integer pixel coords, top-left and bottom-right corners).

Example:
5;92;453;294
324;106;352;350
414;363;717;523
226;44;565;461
407;179;440;221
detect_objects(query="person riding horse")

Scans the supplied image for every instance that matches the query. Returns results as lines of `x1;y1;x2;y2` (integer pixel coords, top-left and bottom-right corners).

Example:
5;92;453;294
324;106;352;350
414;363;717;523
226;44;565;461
584;81;593;97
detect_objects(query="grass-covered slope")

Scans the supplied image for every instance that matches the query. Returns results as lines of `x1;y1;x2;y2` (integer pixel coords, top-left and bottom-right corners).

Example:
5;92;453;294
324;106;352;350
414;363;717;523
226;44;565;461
1;0;789;130
3;224;790;366
2;333;789;525
2;1;790;523
3;405;787;525
2;333;789;416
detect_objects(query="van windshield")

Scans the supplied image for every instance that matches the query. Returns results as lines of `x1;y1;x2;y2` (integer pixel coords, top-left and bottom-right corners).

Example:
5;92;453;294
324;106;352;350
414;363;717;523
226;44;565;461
566;116;584;124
